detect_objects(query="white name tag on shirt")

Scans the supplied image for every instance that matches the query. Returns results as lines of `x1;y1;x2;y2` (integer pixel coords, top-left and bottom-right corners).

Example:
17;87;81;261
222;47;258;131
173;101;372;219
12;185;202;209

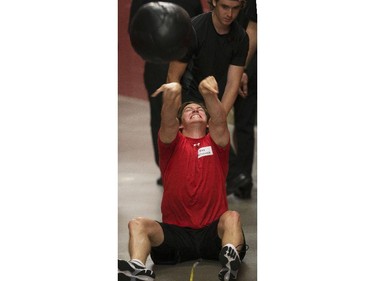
198;146;213;158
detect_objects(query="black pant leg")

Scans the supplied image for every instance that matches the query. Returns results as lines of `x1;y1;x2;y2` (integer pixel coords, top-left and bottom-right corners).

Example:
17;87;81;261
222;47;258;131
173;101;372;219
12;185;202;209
143;62;169;167
233;86;257;179
227;146;241;182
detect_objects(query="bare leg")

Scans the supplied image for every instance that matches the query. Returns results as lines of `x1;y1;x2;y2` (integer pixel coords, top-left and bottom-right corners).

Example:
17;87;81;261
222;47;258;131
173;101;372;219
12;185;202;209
128;217;164;265
217;210;244;251
217;211;244;281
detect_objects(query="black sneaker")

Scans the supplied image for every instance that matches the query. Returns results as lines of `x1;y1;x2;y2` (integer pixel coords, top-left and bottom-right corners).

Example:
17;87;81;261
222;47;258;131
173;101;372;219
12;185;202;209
118;260;155;281
234;182;252;199
226;173;251;195
218;245;241;281
156;177;163;186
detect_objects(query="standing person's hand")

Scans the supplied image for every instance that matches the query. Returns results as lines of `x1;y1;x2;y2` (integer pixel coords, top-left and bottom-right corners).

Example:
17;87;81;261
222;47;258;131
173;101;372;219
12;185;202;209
238;72;248;98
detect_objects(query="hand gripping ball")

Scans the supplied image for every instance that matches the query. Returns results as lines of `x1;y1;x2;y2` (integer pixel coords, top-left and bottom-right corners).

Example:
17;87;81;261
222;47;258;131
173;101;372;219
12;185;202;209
129;2;195;63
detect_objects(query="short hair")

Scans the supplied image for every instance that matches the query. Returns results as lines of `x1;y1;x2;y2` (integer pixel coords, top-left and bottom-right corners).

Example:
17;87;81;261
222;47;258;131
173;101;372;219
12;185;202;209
207;0;247;10
177;101;210;124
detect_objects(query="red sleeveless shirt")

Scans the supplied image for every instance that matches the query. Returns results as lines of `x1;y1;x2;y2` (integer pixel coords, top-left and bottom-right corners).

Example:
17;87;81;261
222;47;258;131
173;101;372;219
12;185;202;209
158;132;229;229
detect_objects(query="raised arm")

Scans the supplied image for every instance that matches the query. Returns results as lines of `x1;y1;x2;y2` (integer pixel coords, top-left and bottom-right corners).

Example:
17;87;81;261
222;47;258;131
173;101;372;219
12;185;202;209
152;82;182;144
198;76;230;148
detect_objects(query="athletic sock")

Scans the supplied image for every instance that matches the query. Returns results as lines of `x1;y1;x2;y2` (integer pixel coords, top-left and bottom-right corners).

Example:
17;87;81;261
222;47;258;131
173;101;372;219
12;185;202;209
221;244;241;261
130;259;146;268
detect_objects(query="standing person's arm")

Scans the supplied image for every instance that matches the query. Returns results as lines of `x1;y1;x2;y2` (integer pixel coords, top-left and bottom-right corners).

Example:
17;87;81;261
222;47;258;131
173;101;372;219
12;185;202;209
152;83;182;144
221;18;250;113
167;61;188;83
238;20;257;98
199;76;230;148
246;21;257;65
221;65;244;114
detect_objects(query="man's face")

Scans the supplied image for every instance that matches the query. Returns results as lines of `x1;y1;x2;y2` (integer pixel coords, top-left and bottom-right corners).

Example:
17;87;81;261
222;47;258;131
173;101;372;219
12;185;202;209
213;0;243;26
180;103;208;127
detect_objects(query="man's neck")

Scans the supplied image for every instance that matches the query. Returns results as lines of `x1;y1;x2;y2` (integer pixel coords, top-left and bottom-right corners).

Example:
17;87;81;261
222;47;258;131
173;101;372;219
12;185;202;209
182;126;206;139
211;12;230;35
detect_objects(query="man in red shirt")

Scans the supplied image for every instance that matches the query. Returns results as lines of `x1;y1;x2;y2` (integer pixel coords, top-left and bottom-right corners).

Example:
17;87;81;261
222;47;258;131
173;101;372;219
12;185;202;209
118;76;247;281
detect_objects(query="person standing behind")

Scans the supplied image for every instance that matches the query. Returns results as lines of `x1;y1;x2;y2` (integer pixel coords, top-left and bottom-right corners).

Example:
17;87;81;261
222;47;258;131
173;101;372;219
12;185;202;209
128;0;203;186
166;0;250;193
118;76;248;281
230;0;257;199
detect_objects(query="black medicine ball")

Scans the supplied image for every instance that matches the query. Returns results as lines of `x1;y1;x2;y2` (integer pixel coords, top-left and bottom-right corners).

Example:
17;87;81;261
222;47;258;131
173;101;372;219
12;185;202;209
129;2;195;63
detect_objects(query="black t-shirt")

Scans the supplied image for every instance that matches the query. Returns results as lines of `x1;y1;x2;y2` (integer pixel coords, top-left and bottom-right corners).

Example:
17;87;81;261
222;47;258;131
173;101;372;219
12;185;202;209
180;12;249;102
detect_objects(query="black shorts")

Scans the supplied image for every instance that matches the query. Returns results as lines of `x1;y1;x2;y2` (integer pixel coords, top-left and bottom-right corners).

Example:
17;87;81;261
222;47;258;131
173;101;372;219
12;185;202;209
150;220;247;265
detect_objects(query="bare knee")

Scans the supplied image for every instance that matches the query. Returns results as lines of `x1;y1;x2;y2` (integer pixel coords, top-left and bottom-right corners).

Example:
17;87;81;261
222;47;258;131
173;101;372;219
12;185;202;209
220;210;241;227
218;211;242;237
128;217;164;246
128;217;147;234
